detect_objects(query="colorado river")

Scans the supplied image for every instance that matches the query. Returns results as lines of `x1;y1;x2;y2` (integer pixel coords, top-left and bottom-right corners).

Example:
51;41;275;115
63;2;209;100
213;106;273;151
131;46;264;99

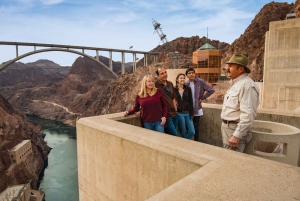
27;115;79;201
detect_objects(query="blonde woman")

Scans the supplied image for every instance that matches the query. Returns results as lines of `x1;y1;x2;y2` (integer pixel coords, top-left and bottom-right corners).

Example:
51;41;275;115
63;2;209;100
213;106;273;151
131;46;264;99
124;75;167;132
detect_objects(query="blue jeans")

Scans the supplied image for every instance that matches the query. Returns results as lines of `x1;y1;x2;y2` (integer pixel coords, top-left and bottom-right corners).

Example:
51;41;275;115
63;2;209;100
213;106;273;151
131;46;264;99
165;115;178;136
193;116;200;141
177;113;195;139
143;120;164;133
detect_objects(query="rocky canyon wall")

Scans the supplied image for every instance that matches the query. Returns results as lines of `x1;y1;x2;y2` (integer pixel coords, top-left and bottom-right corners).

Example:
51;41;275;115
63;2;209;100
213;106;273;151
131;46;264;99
0;94;50;192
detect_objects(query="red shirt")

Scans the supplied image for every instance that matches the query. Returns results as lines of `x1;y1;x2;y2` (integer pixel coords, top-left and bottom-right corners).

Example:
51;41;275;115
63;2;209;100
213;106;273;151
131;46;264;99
128;89;167;123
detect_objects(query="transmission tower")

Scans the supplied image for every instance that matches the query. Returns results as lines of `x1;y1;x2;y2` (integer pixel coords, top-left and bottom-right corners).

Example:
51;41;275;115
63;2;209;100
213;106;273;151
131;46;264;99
152;18;180;68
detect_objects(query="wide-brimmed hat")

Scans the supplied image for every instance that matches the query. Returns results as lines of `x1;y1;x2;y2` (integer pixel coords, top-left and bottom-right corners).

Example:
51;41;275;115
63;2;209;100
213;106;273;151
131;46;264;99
225;54;250;73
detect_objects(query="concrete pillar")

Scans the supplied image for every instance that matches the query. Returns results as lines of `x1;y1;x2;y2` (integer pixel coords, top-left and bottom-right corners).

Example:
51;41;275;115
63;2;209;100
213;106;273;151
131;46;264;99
16;45;18;57
82;49;85;54
96;50;99;61
144;54;148;66
133;53;136;72
109;51;113;71
34;45;36;51
121;52;125;75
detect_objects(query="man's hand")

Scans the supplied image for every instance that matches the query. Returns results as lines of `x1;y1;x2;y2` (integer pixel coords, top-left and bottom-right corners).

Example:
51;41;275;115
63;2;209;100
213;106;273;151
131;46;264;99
229;136;240;148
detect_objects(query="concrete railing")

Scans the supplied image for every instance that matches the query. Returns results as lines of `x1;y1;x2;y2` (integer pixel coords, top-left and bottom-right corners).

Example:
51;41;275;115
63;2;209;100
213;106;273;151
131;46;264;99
200;103;300;166
76;112;300;201
245;120;300;166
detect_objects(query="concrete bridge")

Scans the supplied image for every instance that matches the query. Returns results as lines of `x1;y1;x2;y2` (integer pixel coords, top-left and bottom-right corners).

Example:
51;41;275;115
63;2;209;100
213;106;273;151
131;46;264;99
0;41;160;78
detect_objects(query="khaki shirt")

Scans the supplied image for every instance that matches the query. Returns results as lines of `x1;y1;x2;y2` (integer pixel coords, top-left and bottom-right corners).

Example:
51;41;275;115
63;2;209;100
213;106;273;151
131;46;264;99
155;79;177;119
221;74;260;139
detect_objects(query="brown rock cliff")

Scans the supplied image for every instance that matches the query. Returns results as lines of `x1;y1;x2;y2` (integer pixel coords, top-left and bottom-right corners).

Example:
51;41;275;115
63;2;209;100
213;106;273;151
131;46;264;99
222;2;294;80
0;94;50;192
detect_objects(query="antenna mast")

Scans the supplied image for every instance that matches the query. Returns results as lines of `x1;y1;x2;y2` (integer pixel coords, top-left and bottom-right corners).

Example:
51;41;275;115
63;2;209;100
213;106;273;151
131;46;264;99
152;18;180;68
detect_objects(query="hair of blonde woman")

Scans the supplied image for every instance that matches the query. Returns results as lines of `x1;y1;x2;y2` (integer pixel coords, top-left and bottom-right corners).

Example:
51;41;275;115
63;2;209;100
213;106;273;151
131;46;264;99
138;75;157;98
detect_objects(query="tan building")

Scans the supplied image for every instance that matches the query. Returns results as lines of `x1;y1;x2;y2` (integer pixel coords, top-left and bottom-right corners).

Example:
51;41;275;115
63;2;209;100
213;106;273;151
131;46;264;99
261;18;300;111
192;41;221;84
9;140;32;164
0;183;44;201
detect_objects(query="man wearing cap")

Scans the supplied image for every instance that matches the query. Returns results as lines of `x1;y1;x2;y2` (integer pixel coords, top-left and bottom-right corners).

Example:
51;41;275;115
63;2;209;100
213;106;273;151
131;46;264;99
221;53;260;152
185;68;215;142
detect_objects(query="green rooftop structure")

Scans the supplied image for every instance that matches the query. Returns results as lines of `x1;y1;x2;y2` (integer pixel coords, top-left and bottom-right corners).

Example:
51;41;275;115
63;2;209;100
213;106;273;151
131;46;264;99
192;28;221;84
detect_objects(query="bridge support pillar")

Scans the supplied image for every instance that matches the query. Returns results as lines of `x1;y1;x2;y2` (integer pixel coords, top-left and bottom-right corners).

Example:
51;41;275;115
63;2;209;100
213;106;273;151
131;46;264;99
96;50;99;61
16;45;18;57
109;51;113;71
134;53;137;71
82;49;85;54
144;54;148;66
121;52;125;75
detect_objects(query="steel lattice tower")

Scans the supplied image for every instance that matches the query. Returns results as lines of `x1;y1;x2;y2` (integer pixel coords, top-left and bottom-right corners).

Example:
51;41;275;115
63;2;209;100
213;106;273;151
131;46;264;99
152;18;180;68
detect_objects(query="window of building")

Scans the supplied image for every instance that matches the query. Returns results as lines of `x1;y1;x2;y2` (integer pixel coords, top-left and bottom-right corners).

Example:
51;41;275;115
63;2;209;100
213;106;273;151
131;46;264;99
209;56;221;68
197;55;209;68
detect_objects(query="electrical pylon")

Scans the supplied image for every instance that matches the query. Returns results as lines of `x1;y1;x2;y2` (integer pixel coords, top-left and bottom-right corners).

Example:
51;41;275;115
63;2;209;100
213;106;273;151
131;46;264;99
152;18;180;68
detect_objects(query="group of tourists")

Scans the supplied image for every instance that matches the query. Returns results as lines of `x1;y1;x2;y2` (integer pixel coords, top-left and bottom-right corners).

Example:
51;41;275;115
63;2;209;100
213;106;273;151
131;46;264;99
124;53;260;153
124;66;215;142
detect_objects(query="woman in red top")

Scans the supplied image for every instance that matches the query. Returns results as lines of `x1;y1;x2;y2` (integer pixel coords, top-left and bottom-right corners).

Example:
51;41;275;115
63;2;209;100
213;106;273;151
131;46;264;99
124;75;167;133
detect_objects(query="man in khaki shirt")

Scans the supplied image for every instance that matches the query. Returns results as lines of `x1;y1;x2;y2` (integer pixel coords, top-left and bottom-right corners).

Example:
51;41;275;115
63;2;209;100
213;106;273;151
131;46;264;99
221;54;260;152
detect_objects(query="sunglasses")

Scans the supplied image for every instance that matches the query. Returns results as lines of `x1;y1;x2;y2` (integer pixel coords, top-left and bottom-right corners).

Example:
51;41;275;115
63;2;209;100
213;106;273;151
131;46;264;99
165;86;171;93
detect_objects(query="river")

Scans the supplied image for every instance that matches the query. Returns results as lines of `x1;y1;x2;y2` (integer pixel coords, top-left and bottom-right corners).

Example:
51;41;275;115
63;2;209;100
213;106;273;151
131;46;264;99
27;115;79;201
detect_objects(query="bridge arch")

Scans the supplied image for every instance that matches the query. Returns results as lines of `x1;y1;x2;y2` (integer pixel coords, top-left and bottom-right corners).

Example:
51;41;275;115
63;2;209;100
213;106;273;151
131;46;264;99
0;47;118;78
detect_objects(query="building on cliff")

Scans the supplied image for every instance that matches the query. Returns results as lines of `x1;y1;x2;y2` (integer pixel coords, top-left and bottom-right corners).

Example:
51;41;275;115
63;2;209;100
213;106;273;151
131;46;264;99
192;37;221;84
8;140;32;164
0;183;44;201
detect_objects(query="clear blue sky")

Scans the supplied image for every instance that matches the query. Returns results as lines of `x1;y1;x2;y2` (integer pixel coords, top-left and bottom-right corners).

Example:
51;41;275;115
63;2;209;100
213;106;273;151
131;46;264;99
0;0;295;66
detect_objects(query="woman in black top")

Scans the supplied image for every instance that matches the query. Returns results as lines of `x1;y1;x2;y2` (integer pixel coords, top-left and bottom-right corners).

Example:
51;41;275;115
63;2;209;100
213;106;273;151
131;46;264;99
174;73;195;139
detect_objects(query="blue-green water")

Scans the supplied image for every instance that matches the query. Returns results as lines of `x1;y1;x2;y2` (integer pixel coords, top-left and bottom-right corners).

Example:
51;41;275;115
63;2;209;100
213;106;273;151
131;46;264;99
27;115;79;201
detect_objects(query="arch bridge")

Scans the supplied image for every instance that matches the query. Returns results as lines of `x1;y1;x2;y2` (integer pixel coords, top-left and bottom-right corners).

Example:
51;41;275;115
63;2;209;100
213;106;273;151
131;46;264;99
0;41;160;78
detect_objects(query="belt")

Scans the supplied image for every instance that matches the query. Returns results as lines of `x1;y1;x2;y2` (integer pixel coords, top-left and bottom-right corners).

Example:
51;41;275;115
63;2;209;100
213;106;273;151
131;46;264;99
222;119;239;124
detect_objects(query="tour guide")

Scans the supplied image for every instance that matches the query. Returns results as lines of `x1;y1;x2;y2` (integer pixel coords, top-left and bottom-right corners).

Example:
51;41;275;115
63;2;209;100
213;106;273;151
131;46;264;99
221;53;260;152
155;67;178;136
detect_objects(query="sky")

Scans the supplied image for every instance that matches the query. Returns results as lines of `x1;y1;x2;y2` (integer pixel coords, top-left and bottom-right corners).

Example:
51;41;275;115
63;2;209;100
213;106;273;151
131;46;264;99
0;0;295;66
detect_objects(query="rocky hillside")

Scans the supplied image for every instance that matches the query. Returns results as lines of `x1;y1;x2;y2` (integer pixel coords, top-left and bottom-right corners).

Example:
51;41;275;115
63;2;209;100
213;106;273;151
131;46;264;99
293;0;300;17
222;2;294;80
3;57;117;125
140;36;229;69
0;94;50;192
0;60;70;99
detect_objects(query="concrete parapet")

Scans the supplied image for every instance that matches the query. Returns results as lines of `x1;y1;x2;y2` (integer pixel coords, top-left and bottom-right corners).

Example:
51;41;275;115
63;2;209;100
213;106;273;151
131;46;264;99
245;120;300;166
200;103;300;166
76;112;300;201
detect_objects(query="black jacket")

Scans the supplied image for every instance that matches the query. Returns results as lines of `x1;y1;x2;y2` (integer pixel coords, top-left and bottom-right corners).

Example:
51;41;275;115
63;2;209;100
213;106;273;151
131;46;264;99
174;85;194;118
